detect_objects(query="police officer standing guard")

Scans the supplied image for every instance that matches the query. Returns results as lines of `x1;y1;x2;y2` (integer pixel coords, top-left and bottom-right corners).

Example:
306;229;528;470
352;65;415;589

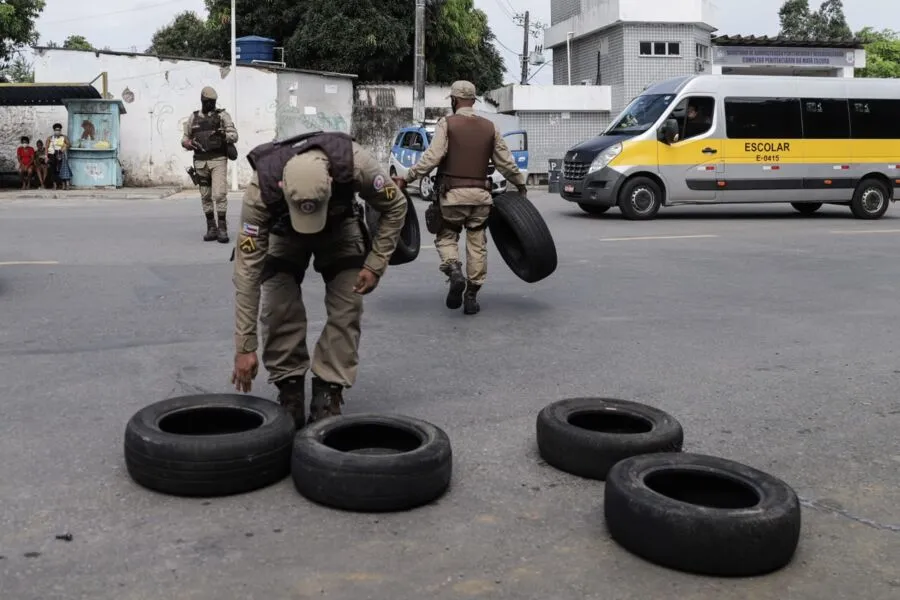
182;86;239;243
230;131;408;427
395;80;527;315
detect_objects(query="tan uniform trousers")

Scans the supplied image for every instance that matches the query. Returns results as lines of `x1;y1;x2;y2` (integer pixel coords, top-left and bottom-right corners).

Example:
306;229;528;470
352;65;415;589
194;156;228;214
435;204;491;286
258;216;366;388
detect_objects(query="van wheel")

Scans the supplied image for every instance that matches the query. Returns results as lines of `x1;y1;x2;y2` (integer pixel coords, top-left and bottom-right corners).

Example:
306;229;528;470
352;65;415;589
618;177;662;220
850;179;890;220
578;203;610;216
791;202;821;215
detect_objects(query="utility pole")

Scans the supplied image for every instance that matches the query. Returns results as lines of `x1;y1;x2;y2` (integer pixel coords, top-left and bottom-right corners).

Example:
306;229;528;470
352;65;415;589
520;11;529;85
230;0;238;191
413;0;425;123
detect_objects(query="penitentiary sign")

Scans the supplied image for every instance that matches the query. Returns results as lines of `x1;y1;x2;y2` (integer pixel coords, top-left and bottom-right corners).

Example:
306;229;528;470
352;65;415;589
713;46;857;67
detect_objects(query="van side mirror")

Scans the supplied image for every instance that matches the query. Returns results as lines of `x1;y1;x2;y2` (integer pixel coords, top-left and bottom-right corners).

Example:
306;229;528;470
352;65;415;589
658;119;679;144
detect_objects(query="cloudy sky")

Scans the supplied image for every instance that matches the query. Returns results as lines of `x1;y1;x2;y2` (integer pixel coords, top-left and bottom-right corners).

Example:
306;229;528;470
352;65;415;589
34;0;900;86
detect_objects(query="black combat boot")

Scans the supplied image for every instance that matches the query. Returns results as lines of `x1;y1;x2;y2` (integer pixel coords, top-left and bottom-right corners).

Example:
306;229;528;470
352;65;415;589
441;260;466;310
308;376;345;425
203;212;217;241
463;282;481;315
217;212;229;243
275;376;305;428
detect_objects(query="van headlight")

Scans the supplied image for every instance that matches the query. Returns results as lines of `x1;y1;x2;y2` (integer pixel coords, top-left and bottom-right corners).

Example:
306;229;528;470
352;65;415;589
588;143;622;174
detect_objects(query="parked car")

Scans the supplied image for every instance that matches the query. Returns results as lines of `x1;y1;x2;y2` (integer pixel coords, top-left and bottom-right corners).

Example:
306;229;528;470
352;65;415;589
389;122;529;200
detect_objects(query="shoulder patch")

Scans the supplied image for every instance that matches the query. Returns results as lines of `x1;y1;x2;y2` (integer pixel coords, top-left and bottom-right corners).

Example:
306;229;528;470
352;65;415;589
373;174;385;191
239;236;257;253
242;222;259;237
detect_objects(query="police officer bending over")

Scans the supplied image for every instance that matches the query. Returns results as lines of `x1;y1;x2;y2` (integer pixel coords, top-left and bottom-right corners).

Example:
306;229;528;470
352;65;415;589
182;86;239;243
395;80;526;315
230;131;407;427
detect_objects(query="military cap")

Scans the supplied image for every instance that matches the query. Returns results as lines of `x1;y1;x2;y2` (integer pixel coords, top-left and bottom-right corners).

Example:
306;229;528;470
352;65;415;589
201;86;218;100
448;80;477;100
282;150;333;234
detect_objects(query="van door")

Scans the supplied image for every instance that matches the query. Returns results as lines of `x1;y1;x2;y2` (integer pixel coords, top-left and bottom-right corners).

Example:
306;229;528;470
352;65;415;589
657;95;721;203
503;130;529;172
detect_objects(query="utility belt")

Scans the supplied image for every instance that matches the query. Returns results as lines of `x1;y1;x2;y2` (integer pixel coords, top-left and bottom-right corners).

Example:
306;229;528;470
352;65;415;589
425;173;491;235
261;201;372;284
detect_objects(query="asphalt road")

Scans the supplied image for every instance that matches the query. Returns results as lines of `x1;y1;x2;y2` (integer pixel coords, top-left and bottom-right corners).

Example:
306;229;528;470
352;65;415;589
1;191;898;599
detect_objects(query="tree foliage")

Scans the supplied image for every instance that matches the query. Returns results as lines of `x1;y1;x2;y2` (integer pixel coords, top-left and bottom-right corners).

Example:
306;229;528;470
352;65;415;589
147;0;505;92
777;0;852;40
854;27;900;78
63;35;93;50
0;0;45;66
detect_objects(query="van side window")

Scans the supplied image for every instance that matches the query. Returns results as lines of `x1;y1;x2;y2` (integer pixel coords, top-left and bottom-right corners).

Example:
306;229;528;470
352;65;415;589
725;98;802;139
400;132;416;148
394;132;405;146
801;99;850;138
849;99;900;139
409;132;424;150
668;96;714;141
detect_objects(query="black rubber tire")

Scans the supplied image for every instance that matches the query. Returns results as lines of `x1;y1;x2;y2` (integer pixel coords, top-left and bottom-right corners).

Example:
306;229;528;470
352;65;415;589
487;191;558;283
850;178;891;220
604;452;802;577
124;394;295;497
366;190;421;266
578;203;610;215
292;414;452;512
791;202;822;215
536;397;683;480
618;176;663;220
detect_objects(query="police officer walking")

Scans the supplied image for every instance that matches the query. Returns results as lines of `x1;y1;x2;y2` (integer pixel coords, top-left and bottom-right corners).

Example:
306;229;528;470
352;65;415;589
395;80;527;315
182;86;239;243
230;131;408;427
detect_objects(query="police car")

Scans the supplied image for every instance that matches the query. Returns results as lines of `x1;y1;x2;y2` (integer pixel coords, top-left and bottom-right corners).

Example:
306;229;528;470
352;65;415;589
389;121;529;200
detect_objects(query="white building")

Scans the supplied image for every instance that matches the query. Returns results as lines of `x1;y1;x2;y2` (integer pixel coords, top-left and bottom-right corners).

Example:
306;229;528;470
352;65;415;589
30;47;355;187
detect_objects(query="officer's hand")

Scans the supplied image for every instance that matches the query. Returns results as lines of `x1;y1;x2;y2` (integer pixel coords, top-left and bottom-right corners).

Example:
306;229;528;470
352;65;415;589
517;185;528;198
231;352;259;393
392;177;407;191
182;139;193;150
353;268;379;295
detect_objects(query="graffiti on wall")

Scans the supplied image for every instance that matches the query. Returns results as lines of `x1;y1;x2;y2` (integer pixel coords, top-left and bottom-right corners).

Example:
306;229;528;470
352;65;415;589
83;161;105;181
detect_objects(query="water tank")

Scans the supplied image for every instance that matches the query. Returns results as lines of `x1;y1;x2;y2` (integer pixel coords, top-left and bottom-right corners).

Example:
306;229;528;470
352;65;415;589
236;35;276;64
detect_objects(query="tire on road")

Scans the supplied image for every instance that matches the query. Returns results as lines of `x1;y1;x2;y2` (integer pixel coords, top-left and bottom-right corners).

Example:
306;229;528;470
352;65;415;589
850;177;891;220
536;397;683;480
487;191;558;283
604;452;802;577
578;203;610;216
791;202;822;215
124;394;295;497
292;414;452;512
366;190;421;265
617;176;663;220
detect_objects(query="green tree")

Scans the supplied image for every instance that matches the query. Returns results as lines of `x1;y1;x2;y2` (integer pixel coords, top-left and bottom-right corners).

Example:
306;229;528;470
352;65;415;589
854;27;900;78
63;34;93;50
0;53;34;82
149;0;505;91
0;0;45;66
777;0;852;40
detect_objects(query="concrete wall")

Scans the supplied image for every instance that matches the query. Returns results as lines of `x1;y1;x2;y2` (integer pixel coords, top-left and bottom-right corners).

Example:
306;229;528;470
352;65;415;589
356;83;453;110
489;84;612;112
352;106;447;167
31;48;354;187
0;106;59;174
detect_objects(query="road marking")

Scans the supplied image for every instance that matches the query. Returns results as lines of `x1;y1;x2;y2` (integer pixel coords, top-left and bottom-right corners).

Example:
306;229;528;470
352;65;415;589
421;245;435;249
0;260;59;266
829;229;900;235
598;234;719;242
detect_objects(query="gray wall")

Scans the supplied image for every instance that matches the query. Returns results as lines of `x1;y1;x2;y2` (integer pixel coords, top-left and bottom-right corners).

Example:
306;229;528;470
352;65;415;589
551;0;582;25
554;23;712;113
520;111;611;177
274;72;354;138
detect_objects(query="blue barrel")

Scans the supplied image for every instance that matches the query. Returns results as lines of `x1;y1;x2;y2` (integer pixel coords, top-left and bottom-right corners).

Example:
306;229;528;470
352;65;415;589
236;36;276;64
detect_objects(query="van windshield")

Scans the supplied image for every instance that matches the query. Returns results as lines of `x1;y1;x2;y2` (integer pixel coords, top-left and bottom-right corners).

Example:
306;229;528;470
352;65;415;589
606;94;677;135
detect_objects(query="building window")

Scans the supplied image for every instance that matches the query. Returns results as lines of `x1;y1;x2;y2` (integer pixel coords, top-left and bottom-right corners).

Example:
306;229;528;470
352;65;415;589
695;43;710;60
640;41;681;56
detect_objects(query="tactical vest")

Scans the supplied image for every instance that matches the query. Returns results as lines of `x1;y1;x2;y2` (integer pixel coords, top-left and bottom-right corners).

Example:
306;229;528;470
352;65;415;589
246;130;356;236
439;114;495;191
190;110;227;159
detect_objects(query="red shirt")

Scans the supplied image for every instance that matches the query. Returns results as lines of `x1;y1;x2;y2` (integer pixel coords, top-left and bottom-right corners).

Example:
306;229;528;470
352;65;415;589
17;146;35;167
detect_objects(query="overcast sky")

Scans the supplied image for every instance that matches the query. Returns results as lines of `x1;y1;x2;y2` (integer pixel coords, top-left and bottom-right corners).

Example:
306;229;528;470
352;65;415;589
34;0;900;86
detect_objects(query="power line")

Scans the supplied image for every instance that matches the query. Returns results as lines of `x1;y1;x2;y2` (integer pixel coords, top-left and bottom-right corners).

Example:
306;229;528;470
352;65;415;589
39;0;186;25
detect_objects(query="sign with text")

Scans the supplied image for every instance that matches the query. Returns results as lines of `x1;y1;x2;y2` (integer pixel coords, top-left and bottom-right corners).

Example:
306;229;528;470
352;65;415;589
714;46;856;67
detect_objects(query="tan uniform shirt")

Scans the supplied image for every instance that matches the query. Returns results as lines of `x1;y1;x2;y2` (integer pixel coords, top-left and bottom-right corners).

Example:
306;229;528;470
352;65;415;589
182;109;239;147
232;142;408;353
404;106;526;206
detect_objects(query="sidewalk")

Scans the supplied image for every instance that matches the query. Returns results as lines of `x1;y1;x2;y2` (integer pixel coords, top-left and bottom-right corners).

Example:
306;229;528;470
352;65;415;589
0;186;184;200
